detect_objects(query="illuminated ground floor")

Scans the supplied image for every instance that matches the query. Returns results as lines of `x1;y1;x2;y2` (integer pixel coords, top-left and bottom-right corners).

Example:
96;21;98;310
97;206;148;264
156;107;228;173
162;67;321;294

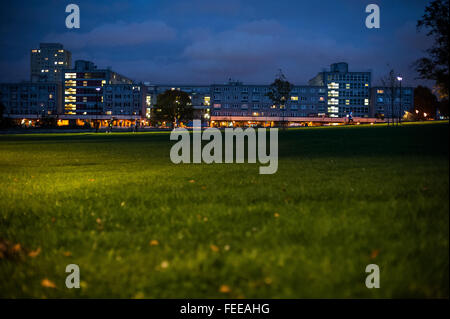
210;116;385;127
6;114;387;129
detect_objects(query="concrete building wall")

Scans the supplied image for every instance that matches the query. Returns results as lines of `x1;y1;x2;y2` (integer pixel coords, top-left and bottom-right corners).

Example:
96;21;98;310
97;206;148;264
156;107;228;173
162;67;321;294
31;43;71;83
62;60;133;115
0;82;61;116
370;86;414;118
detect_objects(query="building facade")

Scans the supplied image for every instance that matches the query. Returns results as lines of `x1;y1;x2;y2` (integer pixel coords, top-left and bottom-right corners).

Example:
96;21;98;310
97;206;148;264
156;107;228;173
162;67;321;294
309;62;371;118
31;43;72;82
62;60;133;115
0;82;62;116
370;86;414;118
1;44;415;126
209;81;326;119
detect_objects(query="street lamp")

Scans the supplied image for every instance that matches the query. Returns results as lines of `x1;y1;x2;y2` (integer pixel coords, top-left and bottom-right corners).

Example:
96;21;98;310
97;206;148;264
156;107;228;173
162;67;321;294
95;87;101;132
396;76;403;124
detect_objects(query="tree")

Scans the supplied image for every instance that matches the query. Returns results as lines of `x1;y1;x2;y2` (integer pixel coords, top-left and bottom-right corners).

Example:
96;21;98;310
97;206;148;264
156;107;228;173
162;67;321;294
266;69;293;127
414;86;438;120
415;0;449;100
151;90;193;128
380;68;400;126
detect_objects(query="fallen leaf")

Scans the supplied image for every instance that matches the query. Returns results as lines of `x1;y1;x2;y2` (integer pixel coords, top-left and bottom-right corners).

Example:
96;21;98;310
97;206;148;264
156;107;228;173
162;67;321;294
224;245;230;251
88;179;95;182
161;261;169;269
12;243;21;252
28;247;41;258
41;279;56;288
219;285;231;293
189;180;195;183
96;218;102;224
210;244;219;252
370;249;380;259
120;202;126;207
274;213;280;218
63;251;72;257
149;240;159;246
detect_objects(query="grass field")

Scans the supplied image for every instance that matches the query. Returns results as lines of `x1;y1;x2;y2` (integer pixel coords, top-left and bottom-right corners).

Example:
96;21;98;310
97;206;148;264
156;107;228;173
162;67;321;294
0;122;448;298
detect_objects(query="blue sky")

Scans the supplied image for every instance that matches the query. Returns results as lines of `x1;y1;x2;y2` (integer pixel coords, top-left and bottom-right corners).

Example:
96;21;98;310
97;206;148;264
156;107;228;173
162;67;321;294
0;0;434;86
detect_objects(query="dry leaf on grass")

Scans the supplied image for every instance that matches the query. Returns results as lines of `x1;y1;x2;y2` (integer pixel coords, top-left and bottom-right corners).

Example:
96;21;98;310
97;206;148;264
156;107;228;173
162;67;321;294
41;279;56;288
28;247;41;258
210;244;219;252
149;240;159;246
219;285;231;293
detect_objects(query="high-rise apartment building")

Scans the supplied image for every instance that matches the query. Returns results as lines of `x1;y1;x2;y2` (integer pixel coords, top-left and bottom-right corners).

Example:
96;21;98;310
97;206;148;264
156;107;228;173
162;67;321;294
309;62;371;117
31;43;72;82
62;60;133;115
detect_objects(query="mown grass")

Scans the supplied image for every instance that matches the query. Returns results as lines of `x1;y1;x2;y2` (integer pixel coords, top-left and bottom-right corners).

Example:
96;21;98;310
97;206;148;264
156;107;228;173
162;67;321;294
0;122;448;298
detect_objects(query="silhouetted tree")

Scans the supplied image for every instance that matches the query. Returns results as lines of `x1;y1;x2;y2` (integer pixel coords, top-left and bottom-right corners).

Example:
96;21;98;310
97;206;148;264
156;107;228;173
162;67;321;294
151;90;193;128
266;69;293;128
415;0;449;101
380;69;400;126
414;86;438;120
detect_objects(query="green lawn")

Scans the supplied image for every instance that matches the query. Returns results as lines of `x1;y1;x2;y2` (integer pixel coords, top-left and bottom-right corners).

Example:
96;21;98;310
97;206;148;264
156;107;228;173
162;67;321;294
0;122;448;298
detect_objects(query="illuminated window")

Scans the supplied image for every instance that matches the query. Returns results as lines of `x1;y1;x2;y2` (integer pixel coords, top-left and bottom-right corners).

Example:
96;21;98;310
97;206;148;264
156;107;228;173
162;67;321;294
377;89;384;94
204;96;211;106
65;88;76;94
328;98;338;105
65;73;76;79
291;96;298;101
328;82;339;89
65;80;76;87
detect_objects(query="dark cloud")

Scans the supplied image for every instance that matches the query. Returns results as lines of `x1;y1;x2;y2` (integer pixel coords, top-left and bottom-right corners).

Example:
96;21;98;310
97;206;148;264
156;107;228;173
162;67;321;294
0;0;436;87
44;20;176;49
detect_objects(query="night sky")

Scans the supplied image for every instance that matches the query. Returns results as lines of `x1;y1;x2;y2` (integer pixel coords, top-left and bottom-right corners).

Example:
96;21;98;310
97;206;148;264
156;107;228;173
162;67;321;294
0;0;434;87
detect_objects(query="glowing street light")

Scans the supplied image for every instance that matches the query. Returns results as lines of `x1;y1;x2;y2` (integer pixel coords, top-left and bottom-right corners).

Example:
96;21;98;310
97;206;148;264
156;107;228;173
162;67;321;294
396;76;403;125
